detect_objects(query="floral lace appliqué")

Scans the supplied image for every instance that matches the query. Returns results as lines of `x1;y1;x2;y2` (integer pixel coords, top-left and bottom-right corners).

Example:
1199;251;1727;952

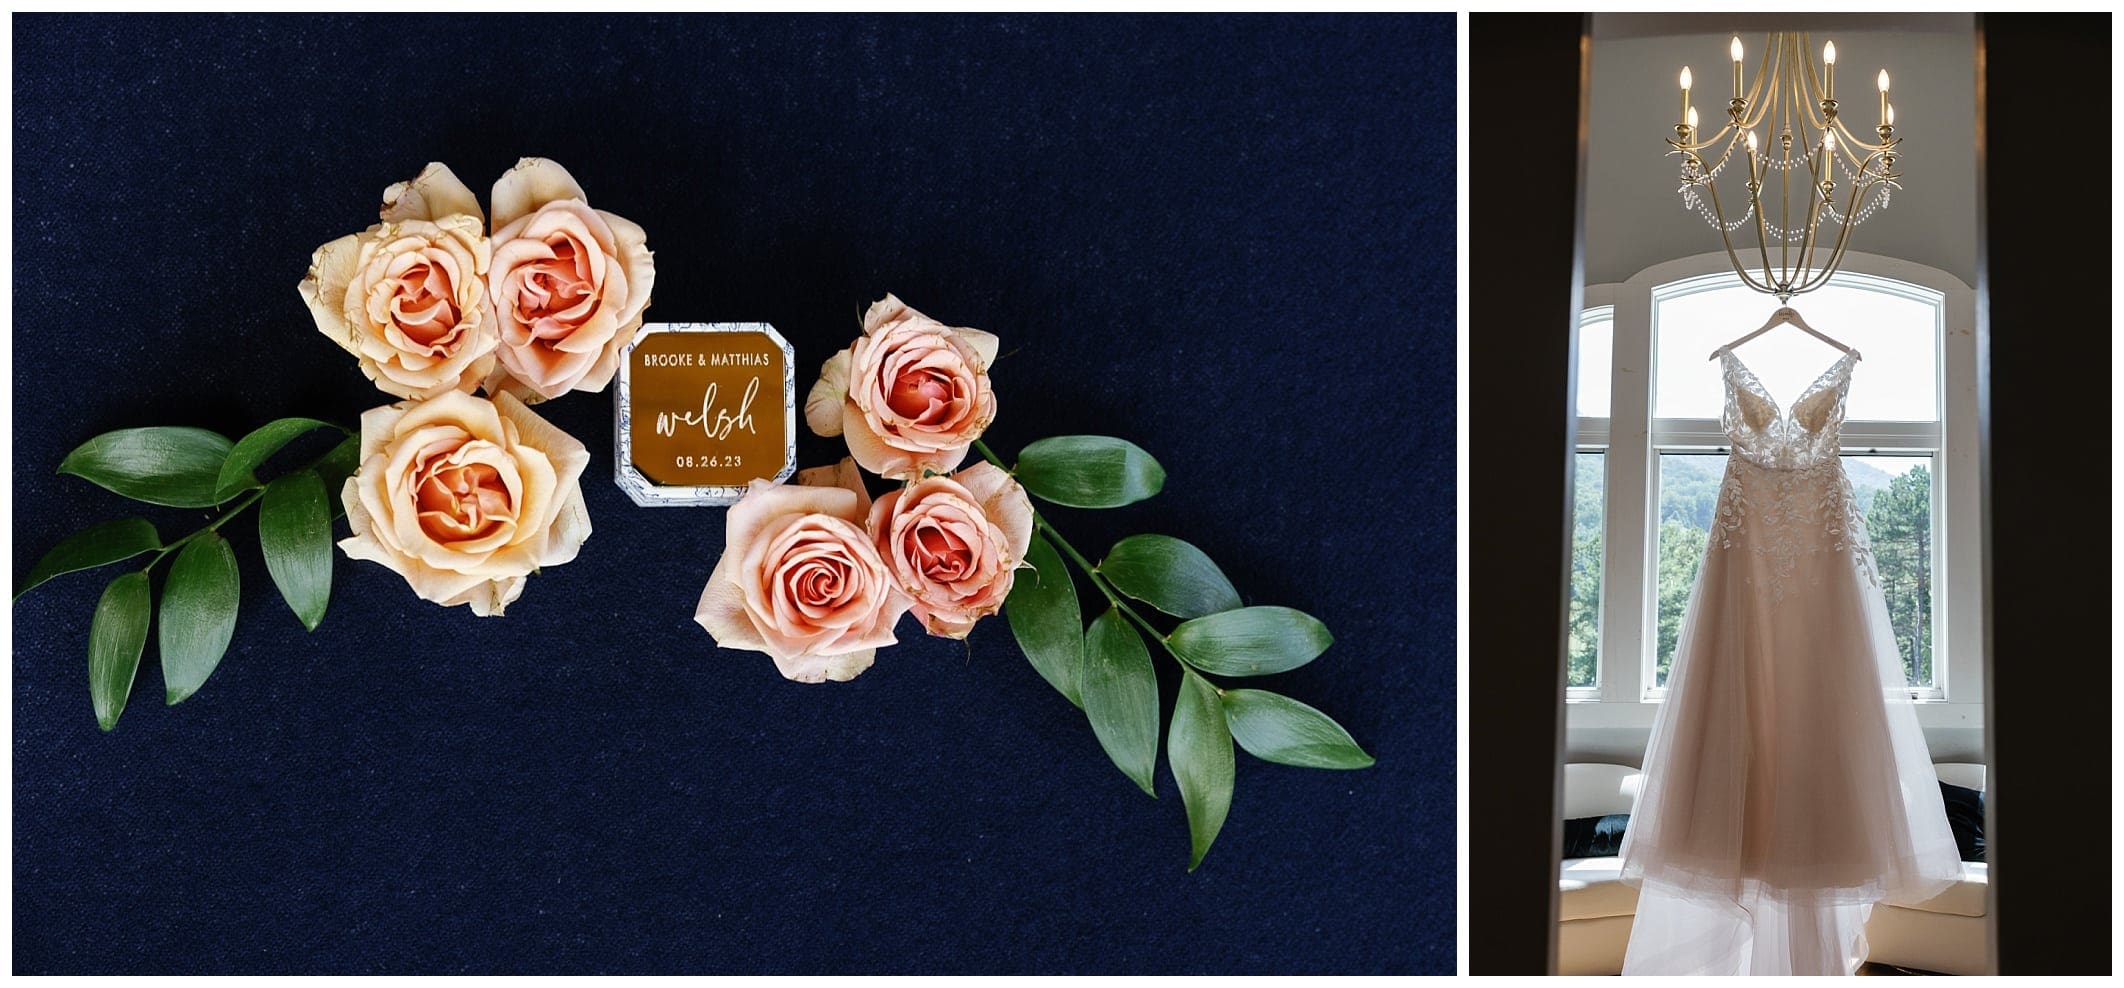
1705;347;1880;602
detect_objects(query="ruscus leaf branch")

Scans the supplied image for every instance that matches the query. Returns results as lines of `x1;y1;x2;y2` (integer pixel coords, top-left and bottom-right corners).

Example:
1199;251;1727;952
974;439;1195;673
143;426;354;573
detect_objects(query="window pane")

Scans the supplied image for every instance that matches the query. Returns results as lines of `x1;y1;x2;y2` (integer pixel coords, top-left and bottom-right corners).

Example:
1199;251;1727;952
1655;452;1937;690
1652;454;1722;687
1577;307;1613;418
1568;452;1605;689
1653;277;1940;422
1849;455;1935;689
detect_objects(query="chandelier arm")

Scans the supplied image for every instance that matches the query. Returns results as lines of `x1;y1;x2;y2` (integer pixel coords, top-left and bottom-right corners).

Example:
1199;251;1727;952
1831;116;1892;154
1796;180;1867;295
1677;124;1738;152
1841;135;1868;175
1797;197;1830;290
1713;135;1741;171
1801;31;1824;103
1794;221;1850;297
1794;140;1832;288
1796;169;1882;295
1751;186;1780;294
1699;174;1779;296
1828;120;1874;173
1742;145;1780;293
1787;35;1814;292
1782;34;1804;124
1675;134;1761;195
1741;141;1775;288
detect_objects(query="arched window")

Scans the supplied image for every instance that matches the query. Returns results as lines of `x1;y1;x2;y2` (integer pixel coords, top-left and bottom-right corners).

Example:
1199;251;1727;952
1567;252;1980;729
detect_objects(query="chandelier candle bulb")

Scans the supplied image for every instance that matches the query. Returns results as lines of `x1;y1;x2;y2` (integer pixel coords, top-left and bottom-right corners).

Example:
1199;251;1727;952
1823;40;1836;98
1878;69;1890;125
1732;37;1743;99
1680;66;1692;124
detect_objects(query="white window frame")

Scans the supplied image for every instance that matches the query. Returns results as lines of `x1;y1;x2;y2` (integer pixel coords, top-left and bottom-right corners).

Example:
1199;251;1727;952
1567;250;1983;735
1565;303;1615;703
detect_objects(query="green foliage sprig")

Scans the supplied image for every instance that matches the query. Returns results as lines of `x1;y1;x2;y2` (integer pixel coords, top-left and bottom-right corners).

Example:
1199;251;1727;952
20;420;357;729
983;437;1373;870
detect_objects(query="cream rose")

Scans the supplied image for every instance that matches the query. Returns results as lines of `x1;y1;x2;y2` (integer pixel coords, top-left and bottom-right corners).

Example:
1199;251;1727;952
871;461;1034;638
481;158;655;402
299;162;498;400
694;466;912;683
804;294;999;480
338;389;592;617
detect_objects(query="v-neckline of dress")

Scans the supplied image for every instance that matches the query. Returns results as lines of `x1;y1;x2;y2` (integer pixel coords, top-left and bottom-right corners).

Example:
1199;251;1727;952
1717;346;1861;425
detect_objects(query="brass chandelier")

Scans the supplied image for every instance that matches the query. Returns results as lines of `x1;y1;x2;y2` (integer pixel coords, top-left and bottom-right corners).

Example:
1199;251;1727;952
1668;32;1902;301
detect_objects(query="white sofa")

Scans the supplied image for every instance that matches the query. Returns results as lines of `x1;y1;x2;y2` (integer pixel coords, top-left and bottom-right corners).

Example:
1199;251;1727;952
1558;761;1989;975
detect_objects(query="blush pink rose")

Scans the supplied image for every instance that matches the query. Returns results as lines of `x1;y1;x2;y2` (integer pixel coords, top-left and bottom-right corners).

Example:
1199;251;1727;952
338;389;592;617
870;462;1034;638
482;158;656;402
694;467;913;683
299;162;498;400
804;294;999;480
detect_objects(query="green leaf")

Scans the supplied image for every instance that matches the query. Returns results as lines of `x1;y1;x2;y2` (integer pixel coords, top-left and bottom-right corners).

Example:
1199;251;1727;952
313;434;361;521
1014;436;1165;509
16;518;160;600
1080;608;1160;796
1099;534;1242;619
1005;532;1083;706
217;417;339;498
1168;606;1334;677
88;570;152;731
259;469;333;631
1221;689;1375;769
1169;668;1235;871
58;426;237;508
158;532;240;705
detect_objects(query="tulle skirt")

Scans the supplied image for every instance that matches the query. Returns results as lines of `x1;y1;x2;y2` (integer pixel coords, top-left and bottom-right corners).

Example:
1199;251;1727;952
1618;462;1963;975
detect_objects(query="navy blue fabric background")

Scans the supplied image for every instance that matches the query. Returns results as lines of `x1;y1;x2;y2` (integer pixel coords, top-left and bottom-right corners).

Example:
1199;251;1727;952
14;14;1454;974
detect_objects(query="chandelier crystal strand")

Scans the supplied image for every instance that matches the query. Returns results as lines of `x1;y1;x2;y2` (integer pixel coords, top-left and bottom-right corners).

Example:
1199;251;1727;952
1688;154;1890;234
1668;32;1902;301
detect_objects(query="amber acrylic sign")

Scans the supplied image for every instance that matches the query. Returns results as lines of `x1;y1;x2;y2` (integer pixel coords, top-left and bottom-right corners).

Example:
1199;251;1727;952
614;323;796;506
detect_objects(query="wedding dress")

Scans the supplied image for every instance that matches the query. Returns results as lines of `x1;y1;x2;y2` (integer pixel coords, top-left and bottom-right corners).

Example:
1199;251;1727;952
1616;346;1964;976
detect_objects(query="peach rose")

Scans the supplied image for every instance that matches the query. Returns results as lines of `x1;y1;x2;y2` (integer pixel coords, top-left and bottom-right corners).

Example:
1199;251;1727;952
871;461;1034;638
482;158;655;402
299;162;498;400
338;389;592;617
694;466;912;683
805;294;999;480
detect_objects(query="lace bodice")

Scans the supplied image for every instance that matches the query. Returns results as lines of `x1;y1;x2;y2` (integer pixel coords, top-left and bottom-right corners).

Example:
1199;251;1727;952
1717;346;1858;470
1706;347;1876;602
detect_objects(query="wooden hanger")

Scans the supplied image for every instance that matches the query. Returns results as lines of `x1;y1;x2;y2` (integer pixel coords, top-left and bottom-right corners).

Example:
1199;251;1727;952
1709;306;1860;361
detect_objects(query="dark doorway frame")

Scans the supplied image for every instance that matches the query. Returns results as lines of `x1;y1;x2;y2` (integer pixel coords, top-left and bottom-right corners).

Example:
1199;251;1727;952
1976;12;2112;976
1468;12;1586;976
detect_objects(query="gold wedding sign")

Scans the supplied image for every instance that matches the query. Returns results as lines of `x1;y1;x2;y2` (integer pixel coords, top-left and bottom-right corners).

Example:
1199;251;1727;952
614;323;797;506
